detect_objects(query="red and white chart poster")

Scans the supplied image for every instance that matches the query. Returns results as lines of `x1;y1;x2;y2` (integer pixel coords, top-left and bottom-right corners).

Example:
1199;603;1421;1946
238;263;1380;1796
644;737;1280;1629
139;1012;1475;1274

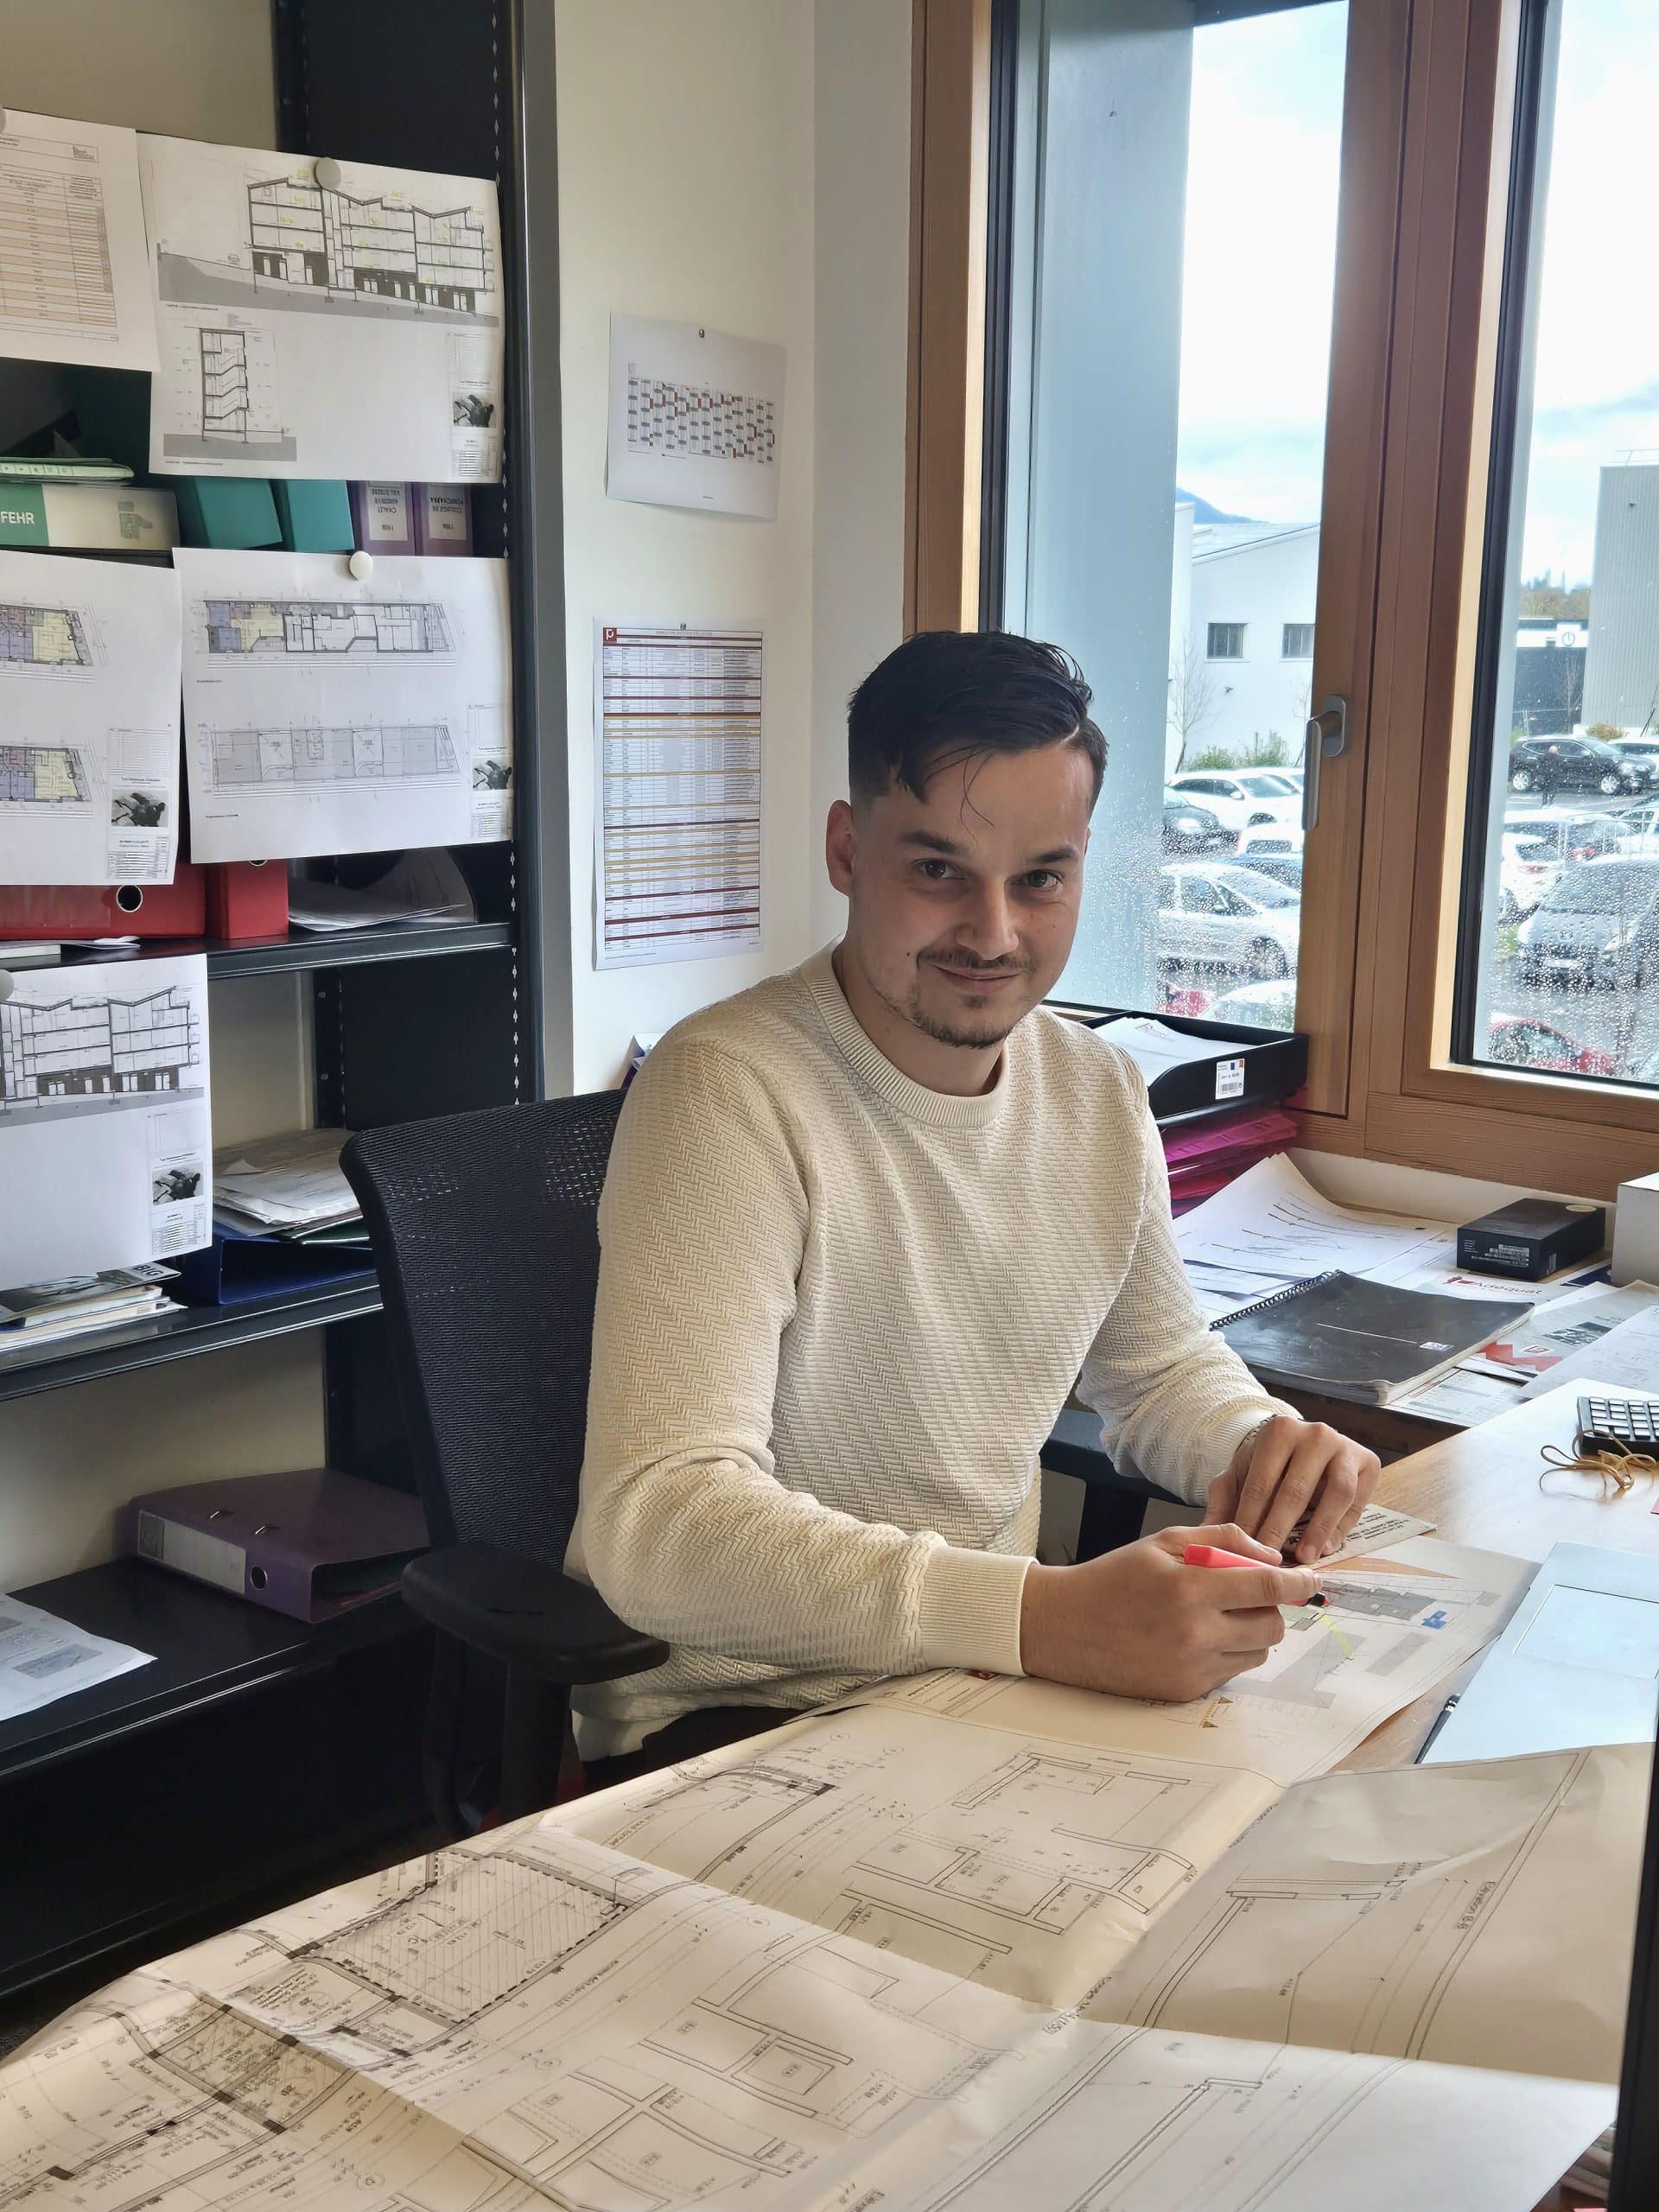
593;620;764;969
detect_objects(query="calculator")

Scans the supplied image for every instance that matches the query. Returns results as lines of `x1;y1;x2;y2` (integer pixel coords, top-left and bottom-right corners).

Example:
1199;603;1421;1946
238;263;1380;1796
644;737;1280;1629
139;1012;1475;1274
1576;1395;1659;1453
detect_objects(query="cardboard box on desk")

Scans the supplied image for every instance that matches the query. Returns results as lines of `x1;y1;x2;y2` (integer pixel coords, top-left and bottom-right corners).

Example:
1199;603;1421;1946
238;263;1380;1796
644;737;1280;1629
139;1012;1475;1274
124;1465;429;1624
1613;1171;1659;1286
176;1223;375;1306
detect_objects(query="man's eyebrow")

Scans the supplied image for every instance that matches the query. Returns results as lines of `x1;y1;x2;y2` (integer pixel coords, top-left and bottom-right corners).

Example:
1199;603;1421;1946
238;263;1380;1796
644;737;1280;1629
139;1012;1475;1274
895;830;1081;865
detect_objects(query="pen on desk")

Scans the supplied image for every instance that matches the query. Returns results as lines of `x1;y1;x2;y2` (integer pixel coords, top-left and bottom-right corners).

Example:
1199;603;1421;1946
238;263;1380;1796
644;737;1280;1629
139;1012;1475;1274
1417;1692;1460;1758
1184;1542;1329;1606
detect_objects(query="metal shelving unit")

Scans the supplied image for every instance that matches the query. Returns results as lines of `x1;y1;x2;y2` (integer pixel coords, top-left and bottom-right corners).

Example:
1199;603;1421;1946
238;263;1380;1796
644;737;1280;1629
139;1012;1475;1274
0;1281;385;1406
58;918;515;979
0;0;546;2010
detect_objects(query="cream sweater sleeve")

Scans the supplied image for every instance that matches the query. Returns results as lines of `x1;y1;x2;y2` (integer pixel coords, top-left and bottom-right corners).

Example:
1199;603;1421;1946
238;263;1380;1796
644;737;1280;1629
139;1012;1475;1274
1076;1065;1297;1503
569;1039;1031;1679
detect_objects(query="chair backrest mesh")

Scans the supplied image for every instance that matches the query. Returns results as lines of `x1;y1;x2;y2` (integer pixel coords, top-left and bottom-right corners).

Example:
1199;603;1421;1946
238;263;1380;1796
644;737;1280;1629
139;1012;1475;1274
340;1091;625;1562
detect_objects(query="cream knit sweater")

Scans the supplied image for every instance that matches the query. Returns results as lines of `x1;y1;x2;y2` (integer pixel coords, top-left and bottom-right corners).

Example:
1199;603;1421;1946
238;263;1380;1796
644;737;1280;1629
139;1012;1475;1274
567;944;1288;1755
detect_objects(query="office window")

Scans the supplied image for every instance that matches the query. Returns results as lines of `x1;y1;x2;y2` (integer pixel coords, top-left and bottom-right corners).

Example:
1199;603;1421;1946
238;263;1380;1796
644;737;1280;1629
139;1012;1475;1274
1456;0;1659;1094
992;0;1349;1021
1282;622;1315;659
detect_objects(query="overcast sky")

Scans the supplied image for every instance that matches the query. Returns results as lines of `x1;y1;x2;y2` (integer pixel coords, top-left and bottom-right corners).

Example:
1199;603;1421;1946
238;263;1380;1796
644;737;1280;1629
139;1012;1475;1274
1177;0;1654;584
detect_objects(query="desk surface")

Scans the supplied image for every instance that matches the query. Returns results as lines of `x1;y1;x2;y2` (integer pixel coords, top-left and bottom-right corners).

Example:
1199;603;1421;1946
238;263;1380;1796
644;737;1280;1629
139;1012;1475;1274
1341;1375;1659;1771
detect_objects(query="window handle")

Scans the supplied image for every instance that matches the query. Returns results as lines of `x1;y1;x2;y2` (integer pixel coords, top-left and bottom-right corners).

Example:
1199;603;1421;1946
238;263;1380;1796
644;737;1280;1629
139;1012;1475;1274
1303;696;1349;833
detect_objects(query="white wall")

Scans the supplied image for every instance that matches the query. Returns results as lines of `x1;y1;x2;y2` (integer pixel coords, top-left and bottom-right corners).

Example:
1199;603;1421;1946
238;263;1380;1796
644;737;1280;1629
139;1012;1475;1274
550;0;912;1086
0;2;327;1592
810;0;912;945
554;0;817;1092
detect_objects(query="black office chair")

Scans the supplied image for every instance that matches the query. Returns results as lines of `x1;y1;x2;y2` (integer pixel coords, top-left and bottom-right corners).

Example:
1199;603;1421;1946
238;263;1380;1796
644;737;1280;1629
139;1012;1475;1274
340;1093;668;1835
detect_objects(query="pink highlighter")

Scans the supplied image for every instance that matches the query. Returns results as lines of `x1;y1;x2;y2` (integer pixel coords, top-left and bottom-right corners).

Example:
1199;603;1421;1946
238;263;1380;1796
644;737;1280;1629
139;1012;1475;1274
1184;1542;1328;1607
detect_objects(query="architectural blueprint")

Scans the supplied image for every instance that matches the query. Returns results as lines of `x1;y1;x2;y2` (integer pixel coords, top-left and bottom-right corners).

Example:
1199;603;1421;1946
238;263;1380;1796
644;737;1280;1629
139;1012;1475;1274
1083;1741;1649;2088
139;136;503;482
0;1822;1613;2212
608;315;787;518
0;551;182;885
563;1699;1282;2005
859;1537;1533;1786
0;954;211;1282
175;549;511;861
0;110;156;369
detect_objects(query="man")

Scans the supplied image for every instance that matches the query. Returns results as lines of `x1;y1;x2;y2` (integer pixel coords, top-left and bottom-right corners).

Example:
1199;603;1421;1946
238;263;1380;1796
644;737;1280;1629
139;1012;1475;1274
569;631;1378;1777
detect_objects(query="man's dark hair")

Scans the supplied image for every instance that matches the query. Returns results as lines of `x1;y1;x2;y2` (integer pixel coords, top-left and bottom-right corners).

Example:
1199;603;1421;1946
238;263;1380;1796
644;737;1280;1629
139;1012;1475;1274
847;631;1107;810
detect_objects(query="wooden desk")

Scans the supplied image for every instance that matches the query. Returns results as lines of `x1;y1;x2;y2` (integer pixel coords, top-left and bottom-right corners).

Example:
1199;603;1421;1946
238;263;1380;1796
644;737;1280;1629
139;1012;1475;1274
1340;1376;1659;1771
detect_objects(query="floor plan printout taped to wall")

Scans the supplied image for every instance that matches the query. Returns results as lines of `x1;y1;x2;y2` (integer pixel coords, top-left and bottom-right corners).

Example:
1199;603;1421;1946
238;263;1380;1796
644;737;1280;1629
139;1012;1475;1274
0;550;182;884
137;135;503;483
0;1719;1630;2209
594;620;764;967
0;953;210;1284
175;548;512;862
0;110;157;370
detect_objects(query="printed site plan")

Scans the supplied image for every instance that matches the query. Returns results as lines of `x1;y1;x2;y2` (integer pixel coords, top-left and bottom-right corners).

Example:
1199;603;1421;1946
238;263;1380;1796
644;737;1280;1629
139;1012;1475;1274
0;1529;1641;2212
175;548;511;862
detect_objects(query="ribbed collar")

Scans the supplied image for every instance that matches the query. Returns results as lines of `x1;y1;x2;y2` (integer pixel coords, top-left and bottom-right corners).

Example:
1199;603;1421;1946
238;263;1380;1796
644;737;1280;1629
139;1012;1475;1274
800;943;1014;1130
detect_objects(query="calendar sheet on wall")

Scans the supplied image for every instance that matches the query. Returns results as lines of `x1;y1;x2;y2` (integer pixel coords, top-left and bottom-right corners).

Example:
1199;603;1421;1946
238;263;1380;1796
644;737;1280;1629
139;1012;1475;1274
593;621;763;969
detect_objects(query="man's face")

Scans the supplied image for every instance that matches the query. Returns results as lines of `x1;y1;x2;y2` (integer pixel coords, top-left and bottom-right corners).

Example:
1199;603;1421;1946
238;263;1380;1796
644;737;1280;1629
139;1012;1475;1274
827;739;1094;1050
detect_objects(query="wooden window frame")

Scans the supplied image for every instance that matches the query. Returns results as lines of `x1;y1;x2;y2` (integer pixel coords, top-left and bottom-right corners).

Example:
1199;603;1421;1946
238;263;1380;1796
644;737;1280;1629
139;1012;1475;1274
1315;0;1659;1198
908;0;1659;1198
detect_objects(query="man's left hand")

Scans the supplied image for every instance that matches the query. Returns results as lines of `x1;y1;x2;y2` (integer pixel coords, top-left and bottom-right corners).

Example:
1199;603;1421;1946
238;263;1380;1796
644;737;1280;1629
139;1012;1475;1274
1205;1415;1381;1563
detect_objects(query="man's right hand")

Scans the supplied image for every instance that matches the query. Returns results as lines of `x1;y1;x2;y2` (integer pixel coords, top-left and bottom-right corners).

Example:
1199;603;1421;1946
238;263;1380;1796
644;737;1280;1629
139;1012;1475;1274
1018;1522;1322;1703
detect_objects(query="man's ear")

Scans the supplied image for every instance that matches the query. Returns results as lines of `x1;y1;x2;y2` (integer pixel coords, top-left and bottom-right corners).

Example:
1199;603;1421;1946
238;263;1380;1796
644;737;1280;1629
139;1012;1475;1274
826;798;856;895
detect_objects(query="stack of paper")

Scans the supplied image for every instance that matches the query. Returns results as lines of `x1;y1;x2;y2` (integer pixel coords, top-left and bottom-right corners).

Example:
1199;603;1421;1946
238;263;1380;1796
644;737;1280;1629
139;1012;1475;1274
213;1128;365;1243
1177;1155;1608;1344
0;1266;180;1357
1162;1106;1298;1216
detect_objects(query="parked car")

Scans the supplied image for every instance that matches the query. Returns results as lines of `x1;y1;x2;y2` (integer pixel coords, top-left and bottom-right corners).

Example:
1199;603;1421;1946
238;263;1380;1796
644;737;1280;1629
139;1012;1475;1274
1228;766;1304;795
1516;855;1659;988
1503;806;1626;861
1162;793;1234;854
1210;977;1299;1028
1238;853;1304;893
1166;771;1303;834
1507;735;1652;798
1236;818;1304;857
1498;832;1561;922
1615;798;1659;856
1160;982;1212;1018
1157;862;1301;981
1484;1014;1617;1077
1613;734;1659;778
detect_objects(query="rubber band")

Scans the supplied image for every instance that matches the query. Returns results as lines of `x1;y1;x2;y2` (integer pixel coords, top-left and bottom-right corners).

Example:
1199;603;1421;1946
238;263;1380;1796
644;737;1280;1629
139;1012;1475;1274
1539;1440;1659;1498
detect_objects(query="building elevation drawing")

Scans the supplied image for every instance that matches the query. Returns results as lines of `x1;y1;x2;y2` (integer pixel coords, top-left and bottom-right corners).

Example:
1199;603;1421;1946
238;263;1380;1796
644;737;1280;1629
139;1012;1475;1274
0;745;92;805
210;725;459;791
199;328;250;436
0;603;93;667
246;175;493;315
0;984;200;1106
203;598;452;655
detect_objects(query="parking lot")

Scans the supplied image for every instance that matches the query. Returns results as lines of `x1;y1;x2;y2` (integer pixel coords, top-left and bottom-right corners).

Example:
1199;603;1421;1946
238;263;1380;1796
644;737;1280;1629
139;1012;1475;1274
1155;780;1659;1084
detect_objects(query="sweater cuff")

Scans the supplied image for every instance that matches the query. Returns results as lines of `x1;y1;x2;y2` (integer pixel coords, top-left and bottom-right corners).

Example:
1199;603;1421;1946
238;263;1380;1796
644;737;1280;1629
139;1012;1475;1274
1211;1396;1301;1470
918;1543;1033;1678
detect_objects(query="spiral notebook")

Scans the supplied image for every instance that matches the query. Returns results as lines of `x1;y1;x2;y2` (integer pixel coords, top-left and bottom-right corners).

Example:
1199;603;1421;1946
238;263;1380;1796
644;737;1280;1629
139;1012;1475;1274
1212;1269;1534;1405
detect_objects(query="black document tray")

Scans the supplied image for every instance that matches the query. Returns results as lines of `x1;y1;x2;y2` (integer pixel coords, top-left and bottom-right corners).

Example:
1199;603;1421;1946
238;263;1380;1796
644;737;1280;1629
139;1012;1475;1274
1046;1001;1308;1127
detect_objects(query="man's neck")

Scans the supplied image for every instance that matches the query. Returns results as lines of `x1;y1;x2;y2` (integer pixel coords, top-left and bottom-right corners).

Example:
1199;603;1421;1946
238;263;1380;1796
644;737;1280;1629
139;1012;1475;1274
830;942;1005;1098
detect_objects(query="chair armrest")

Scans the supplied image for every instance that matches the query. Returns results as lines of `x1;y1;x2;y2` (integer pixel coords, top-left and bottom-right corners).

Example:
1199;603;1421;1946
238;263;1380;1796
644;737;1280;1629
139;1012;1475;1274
401;1543;670;1685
